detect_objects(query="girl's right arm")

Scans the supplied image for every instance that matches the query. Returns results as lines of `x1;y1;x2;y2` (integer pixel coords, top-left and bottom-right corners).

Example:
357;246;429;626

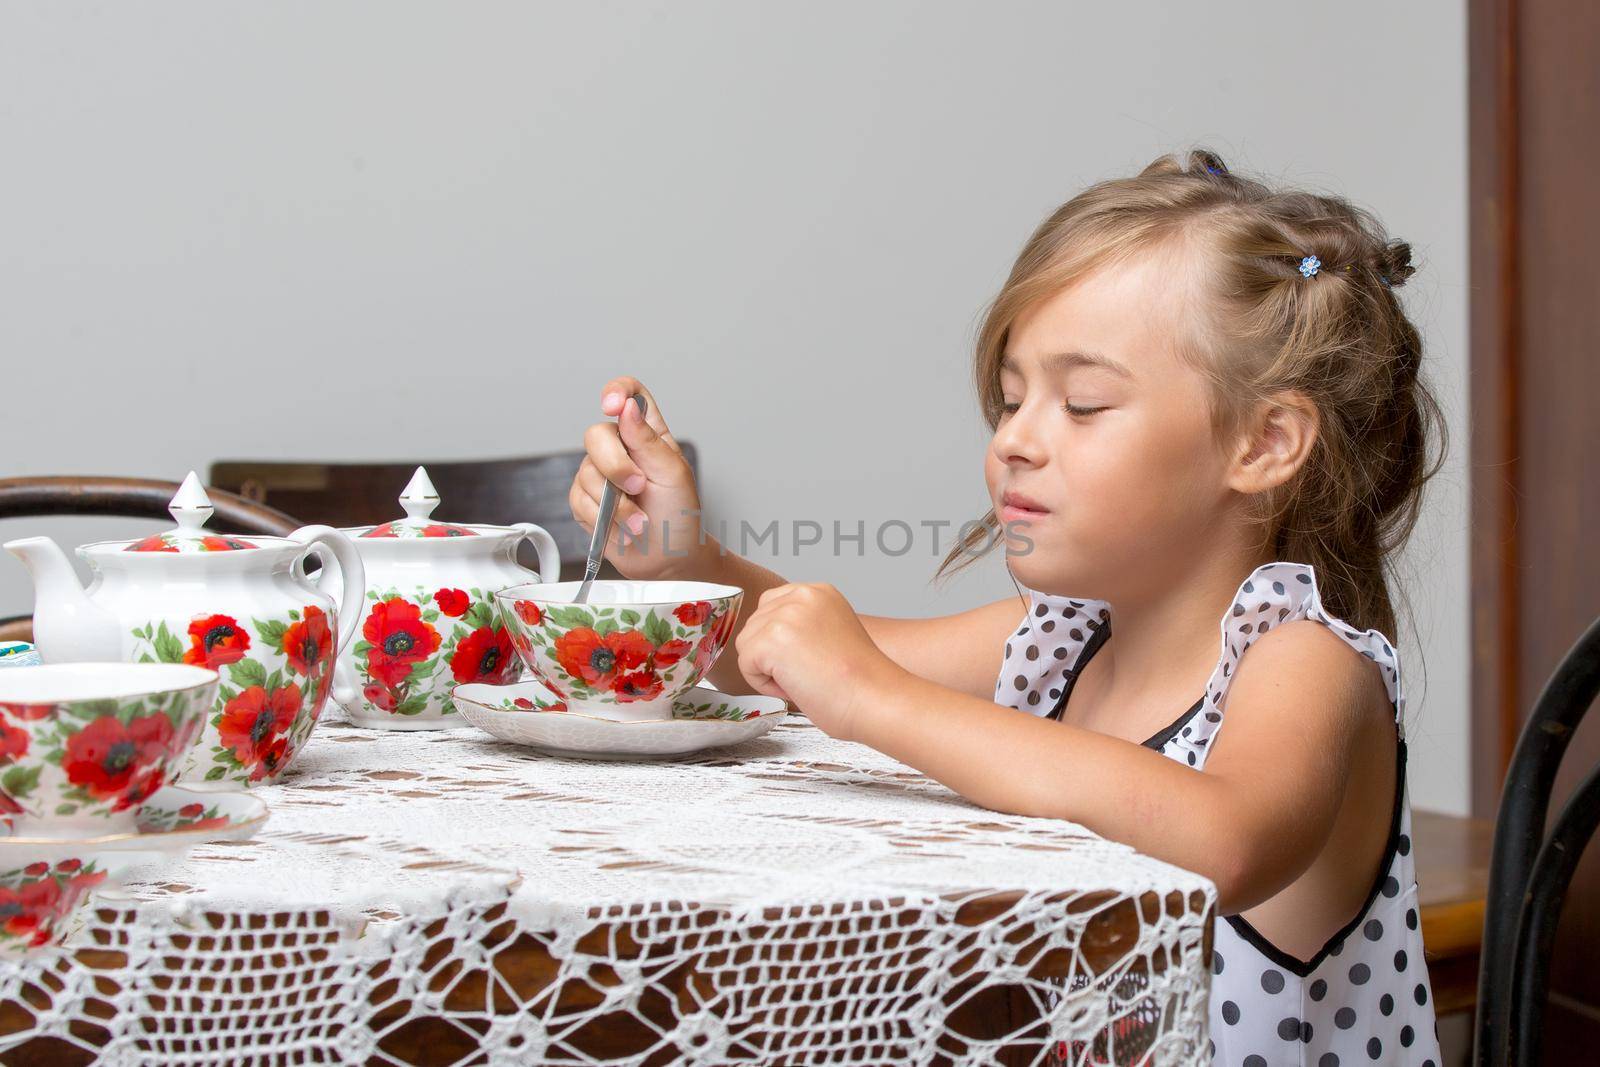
569;376;1025;699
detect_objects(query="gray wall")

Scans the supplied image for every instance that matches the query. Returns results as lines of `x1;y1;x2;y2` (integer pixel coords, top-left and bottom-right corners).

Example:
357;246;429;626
0;2;1470;813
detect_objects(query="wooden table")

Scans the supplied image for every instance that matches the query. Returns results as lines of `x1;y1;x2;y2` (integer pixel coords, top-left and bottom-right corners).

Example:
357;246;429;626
1413;808;1494;1016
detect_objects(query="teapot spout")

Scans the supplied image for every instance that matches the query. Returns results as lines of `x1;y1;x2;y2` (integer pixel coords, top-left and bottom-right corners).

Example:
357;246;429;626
3;537;120;663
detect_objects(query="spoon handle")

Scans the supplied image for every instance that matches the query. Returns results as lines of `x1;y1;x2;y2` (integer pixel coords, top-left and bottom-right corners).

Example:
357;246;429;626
575;394;647;605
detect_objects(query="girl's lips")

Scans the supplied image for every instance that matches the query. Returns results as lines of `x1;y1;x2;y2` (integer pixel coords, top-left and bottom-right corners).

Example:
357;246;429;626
1000;504;1050;525
1000;492;1051;525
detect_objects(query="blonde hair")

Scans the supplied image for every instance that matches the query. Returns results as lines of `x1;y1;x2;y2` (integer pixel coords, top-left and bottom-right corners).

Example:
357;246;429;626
939;147;1447;641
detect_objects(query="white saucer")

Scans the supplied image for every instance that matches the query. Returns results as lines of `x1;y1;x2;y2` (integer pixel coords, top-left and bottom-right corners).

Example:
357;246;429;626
0;784;268;853
0;786;268;952
452;680;787;760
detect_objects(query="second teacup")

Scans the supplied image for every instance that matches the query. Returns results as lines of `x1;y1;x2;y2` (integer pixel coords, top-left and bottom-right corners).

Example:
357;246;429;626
494;580;742;722
0;663;217;837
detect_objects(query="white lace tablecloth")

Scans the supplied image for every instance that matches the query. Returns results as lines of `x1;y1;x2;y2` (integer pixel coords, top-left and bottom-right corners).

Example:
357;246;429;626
0;710;1215;1066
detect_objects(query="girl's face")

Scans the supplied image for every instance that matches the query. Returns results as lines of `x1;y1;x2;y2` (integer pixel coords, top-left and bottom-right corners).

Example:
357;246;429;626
983;250;1241;599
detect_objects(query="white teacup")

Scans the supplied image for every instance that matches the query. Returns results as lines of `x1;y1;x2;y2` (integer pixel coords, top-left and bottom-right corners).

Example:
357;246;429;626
0;663;217;837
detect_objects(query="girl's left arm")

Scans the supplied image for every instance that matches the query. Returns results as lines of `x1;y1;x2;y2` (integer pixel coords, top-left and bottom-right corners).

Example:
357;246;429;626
735;582;1379;915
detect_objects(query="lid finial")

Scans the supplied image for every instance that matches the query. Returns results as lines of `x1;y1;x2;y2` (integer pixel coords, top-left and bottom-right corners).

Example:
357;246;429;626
121;471;258;551
168;471;215;534
398;466;440;524
357;465;479;538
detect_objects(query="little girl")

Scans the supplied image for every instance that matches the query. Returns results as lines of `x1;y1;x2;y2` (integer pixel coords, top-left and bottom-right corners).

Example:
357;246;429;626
569;148;1446;1066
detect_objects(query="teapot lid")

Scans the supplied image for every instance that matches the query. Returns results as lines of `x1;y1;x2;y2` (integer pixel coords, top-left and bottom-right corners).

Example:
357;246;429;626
359;467;479;539
123;472;262;553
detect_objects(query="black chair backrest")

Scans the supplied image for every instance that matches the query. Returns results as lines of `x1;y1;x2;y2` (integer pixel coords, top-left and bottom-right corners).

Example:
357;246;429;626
1474;613;1600;1065
210;447;696;583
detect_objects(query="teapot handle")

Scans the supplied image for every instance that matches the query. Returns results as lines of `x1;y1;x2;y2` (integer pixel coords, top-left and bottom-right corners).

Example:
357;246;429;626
289;526;367;706
513;522;562;585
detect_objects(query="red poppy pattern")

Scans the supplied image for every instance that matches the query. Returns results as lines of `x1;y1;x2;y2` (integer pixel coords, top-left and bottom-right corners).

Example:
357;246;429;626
449;625;517;684
217;684;301;782
351;586;518;719
554;628;653;688
0;712;31;821
183;614;250;669
363;599;442;689
125;535;180;553
199;536;258;552
651;639;691;667
361;521;479;539
0;859;109;948
611;670;664;702
0;704;54;722
673;601;713;626
282;605;336;711
149;800;232;833
130;602;339;788
502;594;742;708
0;721;28;763
282;606;333;678
503;694;568;713
0;682;209;824
124;534;256;552
62;713;178;811
434;588;470;618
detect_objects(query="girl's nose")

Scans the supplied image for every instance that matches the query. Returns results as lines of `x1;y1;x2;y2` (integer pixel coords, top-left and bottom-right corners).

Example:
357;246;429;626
992;403;1048;467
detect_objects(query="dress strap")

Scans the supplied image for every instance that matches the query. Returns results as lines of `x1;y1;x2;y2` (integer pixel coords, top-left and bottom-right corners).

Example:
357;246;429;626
1161;561;1407;771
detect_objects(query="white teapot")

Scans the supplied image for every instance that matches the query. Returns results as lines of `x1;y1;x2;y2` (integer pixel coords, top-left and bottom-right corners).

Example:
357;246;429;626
3;473;365;789
334;467;560;730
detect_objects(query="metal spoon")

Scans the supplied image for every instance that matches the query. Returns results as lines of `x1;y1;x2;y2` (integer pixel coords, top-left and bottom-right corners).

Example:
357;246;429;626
575;393;648;605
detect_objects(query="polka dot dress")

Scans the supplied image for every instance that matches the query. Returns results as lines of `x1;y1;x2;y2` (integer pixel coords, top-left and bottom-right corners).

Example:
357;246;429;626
996;561;1441;1066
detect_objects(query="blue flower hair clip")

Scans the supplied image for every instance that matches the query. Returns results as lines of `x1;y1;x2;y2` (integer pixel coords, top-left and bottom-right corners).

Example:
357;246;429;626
1298;255;1322;278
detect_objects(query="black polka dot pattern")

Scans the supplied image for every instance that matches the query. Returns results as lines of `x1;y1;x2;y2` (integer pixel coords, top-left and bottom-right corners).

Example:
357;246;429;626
994;562;1439;1064
998;563;1440;1062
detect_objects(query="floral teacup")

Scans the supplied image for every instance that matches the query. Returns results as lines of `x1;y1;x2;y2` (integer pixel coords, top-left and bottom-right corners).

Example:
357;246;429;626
493;581;742;722
0;663;217;837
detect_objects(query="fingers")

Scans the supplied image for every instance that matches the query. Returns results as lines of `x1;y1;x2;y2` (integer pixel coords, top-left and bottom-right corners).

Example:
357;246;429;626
584;422;647;495
755;582;817;611
616;396;692;486
733;618;790;703
735;591;791;655
568;460;649;550
598;377;681;452
573;457;648;536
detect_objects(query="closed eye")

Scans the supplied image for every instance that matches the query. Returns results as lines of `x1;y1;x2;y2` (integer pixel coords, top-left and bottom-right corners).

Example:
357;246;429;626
999;401;1106;418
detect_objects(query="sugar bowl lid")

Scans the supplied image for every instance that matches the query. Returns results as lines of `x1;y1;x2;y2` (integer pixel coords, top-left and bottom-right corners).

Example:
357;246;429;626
123;473;262;553
359;467;479;539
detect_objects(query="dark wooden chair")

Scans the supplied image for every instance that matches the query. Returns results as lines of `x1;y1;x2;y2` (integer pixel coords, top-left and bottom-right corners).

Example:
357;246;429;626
1473;612;1600;1065
0;475;302;643
209;448;697;584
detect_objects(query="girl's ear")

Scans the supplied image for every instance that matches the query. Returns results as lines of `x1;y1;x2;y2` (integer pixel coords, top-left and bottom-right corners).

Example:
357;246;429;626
1227;391;1319;495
